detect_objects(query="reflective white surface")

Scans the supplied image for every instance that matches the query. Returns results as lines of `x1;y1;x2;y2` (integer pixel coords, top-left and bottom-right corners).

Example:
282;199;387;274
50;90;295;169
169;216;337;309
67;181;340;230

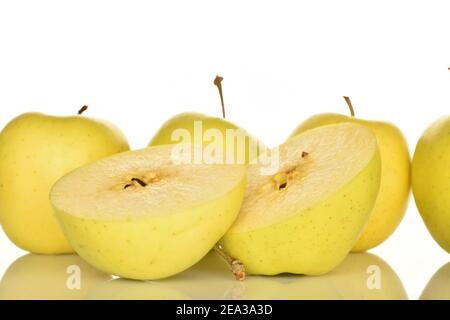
0;251;409;300
0;199;449;300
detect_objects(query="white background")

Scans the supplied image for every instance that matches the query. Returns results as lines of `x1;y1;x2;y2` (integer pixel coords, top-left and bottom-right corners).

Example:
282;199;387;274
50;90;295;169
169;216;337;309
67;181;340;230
0;0;449;299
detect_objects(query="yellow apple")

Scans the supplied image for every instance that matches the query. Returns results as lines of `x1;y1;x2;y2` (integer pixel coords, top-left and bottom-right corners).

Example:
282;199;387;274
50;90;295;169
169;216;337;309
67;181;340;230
412;117;450;252
289;97;410;252
0;108;129;254
149;77;264;164
50;145;247;280
222;123;381;276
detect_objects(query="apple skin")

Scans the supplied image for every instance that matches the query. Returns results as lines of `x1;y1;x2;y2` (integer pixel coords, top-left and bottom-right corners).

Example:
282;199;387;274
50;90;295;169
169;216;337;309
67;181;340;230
290;113;410;252
0;113;129;254
49;144;248;281
222;147;381;276
52;166;247;280
412;117;450;253
149;112;263;164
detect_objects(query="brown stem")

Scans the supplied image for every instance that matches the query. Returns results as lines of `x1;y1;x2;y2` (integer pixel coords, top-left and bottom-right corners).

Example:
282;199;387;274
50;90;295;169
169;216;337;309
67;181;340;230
301;151;309;158
214;244;246;281
78;105;88;115
343;96;355;117
214;75;226;119
131;178;147;187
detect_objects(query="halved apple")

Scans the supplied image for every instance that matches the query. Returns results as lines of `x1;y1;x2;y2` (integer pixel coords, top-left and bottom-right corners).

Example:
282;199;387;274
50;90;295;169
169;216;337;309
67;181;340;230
222;123;381;276
50;145;246;280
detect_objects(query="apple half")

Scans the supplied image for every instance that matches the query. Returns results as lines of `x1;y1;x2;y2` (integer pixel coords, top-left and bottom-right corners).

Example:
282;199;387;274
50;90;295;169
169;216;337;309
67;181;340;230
222;123;381;276
50;145;246;280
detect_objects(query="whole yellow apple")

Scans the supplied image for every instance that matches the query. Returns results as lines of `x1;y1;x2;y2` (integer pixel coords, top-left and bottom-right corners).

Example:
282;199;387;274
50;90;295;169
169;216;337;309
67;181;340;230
289;97;410;252
0;107;129;254
149;76;264;164
412;117;450;252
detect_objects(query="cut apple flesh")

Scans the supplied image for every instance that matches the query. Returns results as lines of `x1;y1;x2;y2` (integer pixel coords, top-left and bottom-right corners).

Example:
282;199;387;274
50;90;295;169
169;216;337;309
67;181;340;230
222;123;381;276
50;145;246;280
231;123;377;232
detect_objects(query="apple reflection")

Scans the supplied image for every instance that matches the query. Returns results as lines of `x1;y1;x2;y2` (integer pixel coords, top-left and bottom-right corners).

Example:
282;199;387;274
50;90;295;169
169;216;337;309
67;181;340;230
87;252;407;300
324;252;407;300
0;254;111;300
420;262;450;300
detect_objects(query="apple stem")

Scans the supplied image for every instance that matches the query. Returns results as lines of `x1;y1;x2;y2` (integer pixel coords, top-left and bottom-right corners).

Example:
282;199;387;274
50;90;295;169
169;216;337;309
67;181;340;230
214;75;226;119
343;96;355;117
77;105;88;115
214;244;246;281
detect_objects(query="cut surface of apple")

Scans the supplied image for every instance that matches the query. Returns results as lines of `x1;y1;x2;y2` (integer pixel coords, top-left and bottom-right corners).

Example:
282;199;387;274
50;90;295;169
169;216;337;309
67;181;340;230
222;123;381;276
50;145;247;280
289;107;410;253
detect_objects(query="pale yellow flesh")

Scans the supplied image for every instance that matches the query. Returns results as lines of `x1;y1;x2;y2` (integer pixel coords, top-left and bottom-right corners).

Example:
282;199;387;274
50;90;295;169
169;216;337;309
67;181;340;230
0;113;130;254
412;117;450;253
290;113;410;252
51;145;247;280
222;123;381;276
